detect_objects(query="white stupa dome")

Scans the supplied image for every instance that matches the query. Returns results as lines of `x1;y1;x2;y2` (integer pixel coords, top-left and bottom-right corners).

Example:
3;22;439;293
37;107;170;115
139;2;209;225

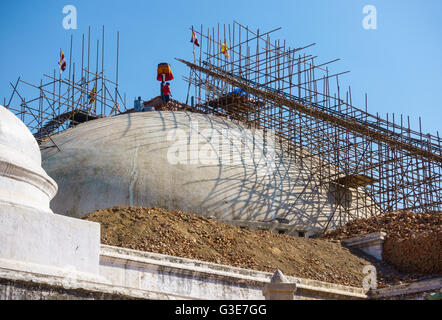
41;111;376;231
0;105;57;213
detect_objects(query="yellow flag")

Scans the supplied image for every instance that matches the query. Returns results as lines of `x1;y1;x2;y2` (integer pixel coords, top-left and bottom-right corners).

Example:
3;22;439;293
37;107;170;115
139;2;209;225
88;87;96;105
221;41;229;59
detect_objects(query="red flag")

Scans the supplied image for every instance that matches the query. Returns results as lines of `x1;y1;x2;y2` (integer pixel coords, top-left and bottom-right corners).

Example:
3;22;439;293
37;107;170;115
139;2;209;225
59;49;66;72
190;30;200;47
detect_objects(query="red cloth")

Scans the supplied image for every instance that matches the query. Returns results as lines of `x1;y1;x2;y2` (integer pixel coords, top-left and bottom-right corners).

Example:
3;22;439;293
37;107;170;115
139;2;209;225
161;85;171;96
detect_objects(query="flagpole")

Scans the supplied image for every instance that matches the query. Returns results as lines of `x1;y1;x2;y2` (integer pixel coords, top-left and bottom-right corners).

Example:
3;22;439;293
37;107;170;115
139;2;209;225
192;26;196;65
187;26;196;106
58;49;62;120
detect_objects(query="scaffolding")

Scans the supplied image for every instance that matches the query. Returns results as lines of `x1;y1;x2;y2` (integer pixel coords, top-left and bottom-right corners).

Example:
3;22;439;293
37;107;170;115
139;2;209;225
178;21;442;230
3;22;440;232
4;27;126;149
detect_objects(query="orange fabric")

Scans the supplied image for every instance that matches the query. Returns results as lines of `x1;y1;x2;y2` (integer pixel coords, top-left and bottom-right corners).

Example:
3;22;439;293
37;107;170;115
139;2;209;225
157;63;174;81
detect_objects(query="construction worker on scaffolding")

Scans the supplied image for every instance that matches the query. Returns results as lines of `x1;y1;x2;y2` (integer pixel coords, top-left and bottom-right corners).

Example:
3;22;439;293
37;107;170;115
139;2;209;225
161;82;171;104
157;63;174;105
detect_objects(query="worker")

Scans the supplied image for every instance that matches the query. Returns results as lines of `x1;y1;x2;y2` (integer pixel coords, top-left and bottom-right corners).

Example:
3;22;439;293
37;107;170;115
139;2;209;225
161;82;171;104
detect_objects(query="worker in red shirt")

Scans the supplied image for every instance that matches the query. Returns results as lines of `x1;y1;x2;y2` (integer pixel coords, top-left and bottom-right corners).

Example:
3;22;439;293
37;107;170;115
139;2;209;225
161;82;171;104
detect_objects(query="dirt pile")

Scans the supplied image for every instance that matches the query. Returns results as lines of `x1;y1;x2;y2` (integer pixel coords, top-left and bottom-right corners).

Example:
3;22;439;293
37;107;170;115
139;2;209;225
383;232;441;274
84;206;373;288
323;210;440;240
323;210;441;275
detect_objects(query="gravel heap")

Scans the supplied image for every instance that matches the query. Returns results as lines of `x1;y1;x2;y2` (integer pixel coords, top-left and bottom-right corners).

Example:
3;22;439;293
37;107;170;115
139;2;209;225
323;210;441;275
84;206;441;287
84;206;373;288
322;210;441;241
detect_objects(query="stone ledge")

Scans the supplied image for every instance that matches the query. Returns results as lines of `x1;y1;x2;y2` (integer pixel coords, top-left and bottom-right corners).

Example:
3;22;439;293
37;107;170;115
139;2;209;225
0;258;106;284
342;232;386;247
0;244;370;300
100;245;368;299
370;278;442;299
0;267;191;300
342;232;386;261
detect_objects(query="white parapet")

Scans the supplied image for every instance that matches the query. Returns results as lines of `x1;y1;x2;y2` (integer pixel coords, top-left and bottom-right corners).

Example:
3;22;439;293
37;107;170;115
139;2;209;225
0;204;101;278
99;245;368;300
370;278;442;300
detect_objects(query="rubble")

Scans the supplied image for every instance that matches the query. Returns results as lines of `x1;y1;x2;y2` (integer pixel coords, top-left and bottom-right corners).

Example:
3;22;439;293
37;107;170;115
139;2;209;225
84;206;441;288
322;210;441;241
384;232;441;274
84;206;373;288
323;210;441;275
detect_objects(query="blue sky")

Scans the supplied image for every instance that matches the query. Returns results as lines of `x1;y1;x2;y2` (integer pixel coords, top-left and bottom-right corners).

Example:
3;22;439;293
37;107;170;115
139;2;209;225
1;0;441;136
